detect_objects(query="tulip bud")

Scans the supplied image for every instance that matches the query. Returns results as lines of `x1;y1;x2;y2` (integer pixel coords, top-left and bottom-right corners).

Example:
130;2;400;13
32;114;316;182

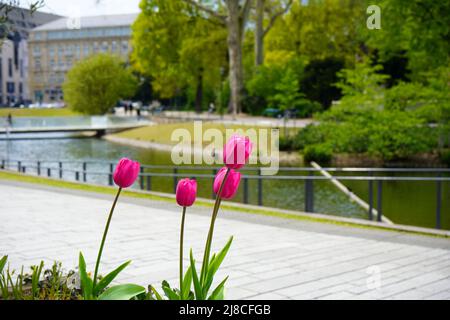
113;158;140;188
214;167;241;200
223;135;253;170
176;178;197;207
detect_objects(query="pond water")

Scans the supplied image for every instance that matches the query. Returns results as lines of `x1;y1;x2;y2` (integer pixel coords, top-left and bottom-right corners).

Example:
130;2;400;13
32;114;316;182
0;133;448;230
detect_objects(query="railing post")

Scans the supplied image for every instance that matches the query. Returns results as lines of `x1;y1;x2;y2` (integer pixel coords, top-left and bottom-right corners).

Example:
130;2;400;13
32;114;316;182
59;162;63;179
146;175;151;191
212;169;218;199
75;171;80;181
17;161;21;173
305;172;314;213
368;174;374;221
22;166;26;173
108;163;113;186
173;168;178;194
140;167;144;190
243;177;249;204
377;180;383;222
82;162;87;182
436;176;442;230
37;161;41;176
1;159;5;169
257;169;263;206
47;168;51;177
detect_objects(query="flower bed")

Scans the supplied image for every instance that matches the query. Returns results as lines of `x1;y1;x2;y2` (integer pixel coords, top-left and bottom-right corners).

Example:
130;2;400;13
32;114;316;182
1;135;253;301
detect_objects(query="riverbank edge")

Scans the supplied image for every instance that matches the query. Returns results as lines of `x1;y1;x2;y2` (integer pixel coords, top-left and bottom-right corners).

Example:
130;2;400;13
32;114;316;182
1;170;448;239
103;135;302;164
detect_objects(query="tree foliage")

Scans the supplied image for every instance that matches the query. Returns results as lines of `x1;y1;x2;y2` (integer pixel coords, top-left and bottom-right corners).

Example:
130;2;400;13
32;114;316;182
63;54;137;115
132;0;227;111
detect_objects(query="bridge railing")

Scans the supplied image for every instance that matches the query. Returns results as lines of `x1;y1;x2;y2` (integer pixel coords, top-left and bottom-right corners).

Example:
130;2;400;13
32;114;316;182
1;158;449;230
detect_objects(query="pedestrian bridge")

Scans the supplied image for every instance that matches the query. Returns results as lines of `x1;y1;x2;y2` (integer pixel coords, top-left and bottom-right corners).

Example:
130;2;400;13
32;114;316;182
0;116;150;136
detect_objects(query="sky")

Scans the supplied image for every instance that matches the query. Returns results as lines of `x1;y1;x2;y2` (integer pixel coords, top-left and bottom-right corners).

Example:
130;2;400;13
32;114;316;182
20;0;141;17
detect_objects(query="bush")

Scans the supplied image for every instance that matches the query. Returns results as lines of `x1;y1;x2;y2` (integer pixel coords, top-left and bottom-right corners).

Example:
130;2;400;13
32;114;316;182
279;136;295;152
295;99;323;118
440;150;450;167
303;144;333;164
64;54;137;115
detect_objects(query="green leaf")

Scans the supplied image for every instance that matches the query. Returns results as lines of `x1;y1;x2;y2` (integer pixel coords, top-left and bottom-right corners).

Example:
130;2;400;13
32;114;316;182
98;284;146;300
78;252;93;300
204;237;233;294
162;280;179;300
149;285;164;301
0;256;7;273
181;266;192;300
207;237;233;280
208;276;228;300
94;260;131;296
190;250;203;300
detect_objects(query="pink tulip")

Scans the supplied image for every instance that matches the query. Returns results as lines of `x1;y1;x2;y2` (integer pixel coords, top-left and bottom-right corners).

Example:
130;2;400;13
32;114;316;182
113;158;140;188
223;135;253;170
214;167;241;200
176;179;197;207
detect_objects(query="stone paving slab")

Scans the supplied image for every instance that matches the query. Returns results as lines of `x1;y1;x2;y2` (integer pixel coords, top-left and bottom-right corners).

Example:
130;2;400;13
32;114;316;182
0;180;449;300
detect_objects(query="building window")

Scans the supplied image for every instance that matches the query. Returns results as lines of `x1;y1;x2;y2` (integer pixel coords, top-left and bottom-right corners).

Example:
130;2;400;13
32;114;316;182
75;44;81;58
19;82;23;94
58;45;63;57
93;42;99;53
121;41;128;54
83;44;90;56
34;58;41;69
49;45;55;57
33;45;41;56
111;41;117;52
20;59;24;78
50;59;55;69
6;82;15;94
102;41;108;52
8;58;13;77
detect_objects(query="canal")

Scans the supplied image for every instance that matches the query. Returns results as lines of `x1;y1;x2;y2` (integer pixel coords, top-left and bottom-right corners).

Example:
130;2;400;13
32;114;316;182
0;133;448;230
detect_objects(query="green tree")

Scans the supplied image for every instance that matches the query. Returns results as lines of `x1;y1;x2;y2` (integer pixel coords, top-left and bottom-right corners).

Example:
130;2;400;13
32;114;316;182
266;0;367;66
63;54;137;115
365;0;450;77
132;0;227;113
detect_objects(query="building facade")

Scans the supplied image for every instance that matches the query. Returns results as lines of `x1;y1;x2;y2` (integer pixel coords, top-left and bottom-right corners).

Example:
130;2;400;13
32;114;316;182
0;7;60;106
28;14;137;103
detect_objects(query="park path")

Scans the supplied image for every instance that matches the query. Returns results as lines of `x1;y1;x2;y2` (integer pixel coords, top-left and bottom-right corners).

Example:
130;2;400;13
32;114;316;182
0;180;449;300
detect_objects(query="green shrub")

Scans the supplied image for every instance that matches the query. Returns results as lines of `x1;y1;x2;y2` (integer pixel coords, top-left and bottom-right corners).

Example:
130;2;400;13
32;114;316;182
303;144;333;164
279;136;295;151
440;150;450;167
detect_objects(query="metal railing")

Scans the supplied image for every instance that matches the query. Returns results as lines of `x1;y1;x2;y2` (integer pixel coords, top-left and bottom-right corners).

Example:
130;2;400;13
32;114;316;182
1;158;449;230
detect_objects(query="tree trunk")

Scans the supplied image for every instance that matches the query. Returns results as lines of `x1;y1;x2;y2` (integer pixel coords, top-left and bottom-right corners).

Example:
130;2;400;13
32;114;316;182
255;0;265;66
227;0;243;116
195;71;203;114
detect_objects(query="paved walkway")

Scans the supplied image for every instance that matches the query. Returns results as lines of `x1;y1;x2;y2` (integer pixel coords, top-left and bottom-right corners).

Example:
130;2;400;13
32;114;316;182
1;180;449;300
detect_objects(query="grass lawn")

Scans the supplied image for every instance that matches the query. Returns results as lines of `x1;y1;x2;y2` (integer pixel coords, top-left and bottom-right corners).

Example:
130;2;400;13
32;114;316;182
0;170;445;238
114;122;298;146
0;108;79;118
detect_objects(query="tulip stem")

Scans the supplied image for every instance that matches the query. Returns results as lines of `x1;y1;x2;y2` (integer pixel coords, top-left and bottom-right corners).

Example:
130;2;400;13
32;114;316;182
93;187;122;289
200;168;230;285
180;206;187;298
